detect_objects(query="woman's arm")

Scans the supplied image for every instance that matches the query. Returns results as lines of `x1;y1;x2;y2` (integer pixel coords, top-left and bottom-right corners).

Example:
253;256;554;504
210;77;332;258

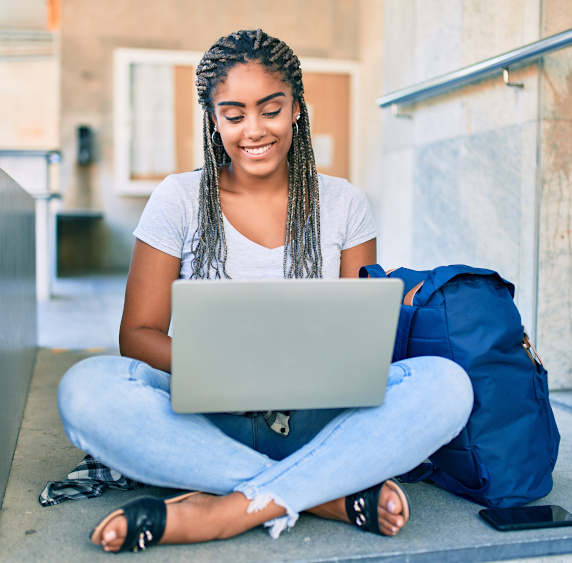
339;238;377;278
119;239;181;373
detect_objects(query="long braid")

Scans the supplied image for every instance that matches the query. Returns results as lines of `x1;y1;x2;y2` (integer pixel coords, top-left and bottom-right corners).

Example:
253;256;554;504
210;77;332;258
191;29;322;279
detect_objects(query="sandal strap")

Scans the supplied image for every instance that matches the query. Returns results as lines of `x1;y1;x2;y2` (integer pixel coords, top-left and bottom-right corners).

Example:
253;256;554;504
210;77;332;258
120;497;167;552
345;483;383;535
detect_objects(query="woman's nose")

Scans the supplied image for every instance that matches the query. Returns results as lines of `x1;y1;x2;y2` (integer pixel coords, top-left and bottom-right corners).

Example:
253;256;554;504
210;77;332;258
244;116;265;140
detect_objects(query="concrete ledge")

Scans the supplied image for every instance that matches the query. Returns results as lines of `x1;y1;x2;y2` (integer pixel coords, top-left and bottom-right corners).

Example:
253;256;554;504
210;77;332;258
0;168;37;507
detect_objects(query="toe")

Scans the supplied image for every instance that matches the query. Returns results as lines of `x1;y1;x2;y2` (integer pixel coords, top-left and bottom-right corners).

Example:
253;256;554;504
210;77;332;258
377;481;407;535
98;515;127;553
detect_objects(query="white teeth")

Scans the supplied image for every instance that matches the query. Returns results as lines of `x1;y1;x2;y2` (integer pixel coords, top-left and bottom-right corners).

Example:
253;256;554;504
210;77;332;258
244;144;272;155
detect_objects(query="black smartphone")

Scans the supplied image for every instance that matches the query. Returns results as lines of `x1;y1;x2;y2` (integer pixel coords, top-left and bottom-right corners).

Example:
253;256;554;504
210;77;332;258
479;505;572;531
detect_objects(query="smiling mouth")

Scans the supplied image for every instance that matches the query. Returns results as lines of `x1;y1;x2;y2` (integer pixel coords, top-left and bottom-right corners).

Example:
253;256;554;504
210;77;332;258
242;143;275;155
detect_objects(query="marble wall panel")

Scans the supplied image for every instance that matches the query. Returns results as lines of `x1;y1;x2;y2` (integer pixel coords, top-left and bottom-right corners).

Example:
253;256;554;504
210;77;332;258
543;0;572;36
461;65;539;135
517;120;542;333
537;27;572;388
537;119;572;389
412;138;462;268
379;120;539;328
415;0;463;82
411;95;465;146
457;126;522;282
375;148;414;269
379;0;572;388
382;0;415;93
461;0;528;65
542;50;572;122
381;108;415;153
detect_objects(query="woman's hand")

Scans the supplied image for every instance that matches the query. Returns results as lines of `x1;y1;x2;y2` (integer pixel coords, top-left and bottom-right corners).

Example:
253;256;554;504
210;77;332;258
339;238;377;278
119;239;181;373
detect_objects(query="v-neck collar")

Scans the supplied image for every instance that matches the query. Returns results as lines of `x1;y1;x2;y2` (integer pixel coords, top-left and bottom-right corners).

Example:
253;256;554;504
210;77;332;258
222;212;285;253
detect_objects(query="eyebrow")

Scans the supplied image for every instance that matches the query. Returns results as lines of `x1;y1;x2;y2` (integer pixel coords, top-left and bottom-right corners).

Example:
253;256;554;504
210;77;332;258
217;92;286;108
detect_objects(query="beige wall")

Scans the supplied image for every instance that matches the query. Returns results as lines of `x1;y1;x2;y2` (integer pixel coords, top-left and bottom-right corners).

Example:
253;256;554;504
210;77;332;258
58;0;366;271
0;0;47;29
0;59;59;150
377;0;572;388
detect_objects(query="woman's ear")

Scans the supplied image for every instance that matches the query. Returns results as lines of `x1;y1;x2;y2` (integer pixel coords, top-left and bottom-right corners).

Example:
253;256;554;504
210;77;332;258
292;101;300;124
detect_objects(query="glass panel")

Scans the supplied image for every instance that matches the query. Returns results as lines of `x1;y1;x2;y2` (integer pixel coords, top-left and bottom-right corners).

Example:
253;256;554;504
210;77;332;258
129;63;175;180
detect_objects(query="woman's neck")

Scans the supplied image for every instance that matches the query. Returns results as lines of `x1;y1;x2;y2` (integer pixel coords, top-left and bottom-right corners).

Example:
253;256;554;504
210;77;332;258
219;162;289;197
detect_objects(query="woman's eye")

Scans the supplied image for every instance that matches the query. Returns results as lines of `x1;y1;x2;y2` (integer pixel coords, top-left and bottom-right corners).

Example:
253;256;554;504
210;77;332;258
225;115;243;122
264;109;281;118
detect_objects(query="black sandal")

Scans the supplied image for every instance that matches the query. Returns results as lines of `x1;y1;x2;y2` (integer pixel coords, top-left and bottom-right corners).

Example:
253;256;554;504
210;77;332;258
90;491;198;552
345;478;410;535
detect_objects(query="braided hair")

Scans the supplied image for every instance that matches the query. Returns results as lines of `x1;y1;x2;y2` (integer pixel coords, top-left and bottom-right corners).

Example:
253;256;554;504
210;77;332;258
191;29;322;279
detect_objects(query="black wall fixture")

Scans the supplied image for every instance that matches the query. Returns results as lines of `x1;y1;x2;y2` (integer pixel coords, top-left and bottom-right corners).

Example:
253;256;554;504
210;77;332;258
77;125;94;165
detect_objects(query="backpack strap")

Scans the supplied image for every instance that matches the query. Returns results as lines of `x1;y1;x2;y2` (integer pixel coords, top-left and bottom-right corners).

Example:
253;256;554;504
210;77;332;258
428;463;491;501
415;265;515;306
359;264;422;361
401;463;491;502
403;282;424;306
359;264;387;278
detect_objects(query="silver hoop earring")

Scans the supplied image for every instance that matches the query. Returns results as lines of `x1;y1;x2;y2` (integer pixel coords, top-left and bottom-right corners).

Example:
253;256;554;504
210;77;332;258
211;125;223;147
293;122;299;136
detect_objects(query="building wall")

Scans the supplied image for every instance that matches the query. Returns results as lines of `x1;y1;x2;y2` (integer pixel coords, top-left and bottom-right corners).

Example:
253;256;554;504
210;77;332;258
56;0;571;385
537;0;572;391
377;0;572;388
0;169;37;506
0;59;59;150
58;0;366;271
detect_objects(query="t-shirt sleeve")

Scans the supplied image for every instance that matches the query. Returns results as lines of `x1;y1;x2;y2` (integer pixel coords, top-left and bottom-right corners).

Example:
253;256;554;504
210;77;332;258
132;175;191;258
342;182;377;250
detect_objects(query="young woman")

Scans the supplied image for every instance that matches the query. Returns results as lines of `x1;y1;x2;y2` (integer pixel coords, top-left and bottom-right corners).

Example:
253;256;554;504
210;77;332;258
58;29;473;553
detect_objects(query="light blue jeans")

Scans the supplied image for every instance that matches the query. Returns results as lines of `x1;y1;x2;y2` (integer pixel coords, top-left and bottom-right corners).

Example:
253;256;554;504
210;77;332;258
58;355;473;538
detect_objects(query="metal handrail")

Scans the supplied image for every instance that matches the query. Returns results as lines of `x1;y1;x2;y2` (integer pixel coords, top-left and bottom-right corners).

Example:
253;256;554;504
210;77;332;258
0;150;62;197
0;29;55;59
377;28;572;108
0;150;61;162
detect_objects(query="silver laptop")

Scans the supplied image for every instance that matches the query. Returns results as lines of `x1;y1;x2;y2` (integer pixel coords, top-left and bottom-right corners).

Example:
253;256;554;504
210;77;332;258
170;278;403;413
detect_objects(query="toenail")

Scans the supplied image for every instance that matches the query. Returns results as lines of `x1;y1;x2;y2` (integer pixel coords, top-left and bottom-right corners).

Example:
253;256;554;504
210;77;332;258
103;530;117;542
387;500;396;514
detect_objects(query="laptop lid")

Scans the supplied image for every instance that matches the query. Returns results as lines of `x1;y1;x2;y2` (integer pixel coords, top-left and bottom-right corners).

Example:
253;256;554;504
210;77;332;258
170;278;403;413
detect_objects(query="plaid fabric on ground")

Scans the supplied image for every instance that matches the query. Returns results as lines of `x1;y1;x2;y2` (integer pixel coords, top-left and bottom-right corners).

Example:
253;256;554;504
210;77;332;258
39;413;291;507
39;454;146;507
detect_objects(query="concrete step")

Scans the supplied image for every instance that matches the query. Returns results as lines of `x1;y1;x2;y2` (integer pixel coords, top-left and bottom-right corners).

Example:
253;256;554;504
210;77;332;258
0;349;571;562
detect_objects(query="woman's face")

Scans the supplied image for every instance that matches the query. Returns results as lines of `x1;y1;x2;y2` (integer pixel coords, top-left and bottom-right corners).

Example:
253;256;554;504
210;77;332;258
211;62;299;181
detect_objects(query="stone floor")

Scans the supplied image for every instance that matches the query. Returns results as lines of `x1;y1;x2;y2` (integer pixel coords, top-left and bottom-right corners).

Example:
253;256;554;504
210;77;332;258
0;276;571;562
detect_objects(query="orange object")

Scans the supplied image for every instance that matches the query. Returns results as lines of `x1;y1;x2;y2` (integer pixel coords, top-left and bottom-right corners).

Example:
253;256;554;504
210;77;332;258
47;0;60;31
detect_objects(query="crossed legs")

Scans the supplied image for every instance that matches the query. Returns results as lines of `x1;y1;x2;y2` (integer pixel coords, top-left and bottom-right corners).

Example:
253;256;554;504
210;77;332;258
59;355;473;551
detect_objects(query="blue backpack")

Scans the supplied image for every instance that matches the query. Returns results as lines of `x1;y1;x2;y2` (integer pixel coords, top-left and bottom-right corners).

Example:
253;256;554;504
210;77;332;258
360;264;560;508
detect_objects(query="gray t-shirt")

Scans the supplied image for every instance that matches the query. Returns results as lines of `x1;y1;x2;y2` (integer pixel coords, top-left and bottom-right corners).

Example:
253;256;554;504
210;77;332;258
133;171;376;279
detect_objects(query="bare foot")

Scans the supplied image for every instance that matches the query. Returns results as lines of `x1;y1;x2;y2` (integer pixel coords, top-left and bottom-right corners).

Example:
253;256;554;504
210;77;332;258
308;480;408;536
93;492;286;553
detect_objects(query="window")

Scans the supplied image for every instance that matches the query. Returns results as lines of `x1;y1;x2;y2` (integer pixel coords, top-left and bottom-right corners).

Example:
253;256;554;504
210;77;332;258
114;48;360;195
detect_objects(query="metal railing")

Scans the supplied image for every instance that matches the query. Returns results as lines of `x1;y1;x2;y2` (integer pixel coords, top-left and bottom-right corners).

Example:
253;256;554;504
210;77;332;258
0;29;56;59
0;150;61;196
377;28;572;109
